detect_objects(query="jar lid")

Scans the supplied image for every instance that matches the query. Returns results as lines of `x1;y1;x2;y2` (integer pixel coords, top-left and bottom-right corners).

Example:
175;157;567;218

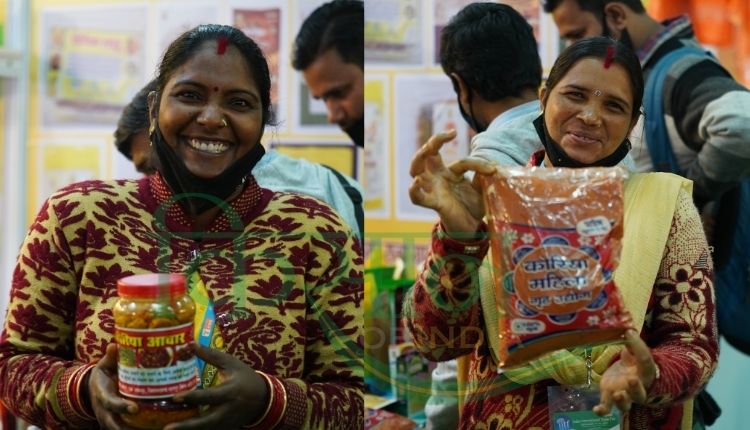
117;273;186;298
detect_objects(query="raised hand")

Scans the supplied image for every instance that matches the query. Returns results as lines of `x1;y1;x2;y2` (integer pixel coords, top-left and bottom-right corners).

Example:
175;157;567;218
87;343;139;430
164;344;269;430
595;329;657;416
408;129;496;237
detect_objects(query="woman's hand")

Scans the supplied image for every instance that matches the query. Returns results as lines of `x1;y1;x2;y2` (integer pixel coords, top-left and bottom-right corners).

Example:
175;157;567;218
408;129;496;237
88;343;139;430
595;329;657;416
164;344;269;430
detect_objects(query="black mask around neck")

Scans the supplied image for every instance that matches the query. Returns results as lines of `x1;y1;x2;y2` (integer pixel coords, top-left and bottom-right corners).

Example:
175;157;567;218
532;114;630;168
450;75;486;133
345;117;364;147
618;28;635;51
152;125;266;216
458;97;486;134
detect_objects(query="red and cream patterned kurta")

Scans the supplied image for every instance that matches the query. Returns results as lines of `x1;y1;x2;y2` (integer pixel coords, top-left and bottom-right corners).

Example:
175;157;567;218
404;185;718;429
0;173;364;429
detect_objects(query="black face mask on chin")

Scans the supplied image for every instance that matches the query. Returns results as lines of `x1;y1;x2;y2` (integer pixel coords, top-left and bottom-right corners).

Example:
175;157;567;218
151;125;266;217
533;114;631;168
602;19;635;51
345;117;364;147
449;75;486;134
619;28;635;51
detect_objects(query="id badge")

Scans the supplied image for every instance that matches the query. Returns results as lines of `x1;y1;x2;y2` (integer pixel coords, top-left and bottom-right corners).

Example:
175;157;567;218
548;385;621;430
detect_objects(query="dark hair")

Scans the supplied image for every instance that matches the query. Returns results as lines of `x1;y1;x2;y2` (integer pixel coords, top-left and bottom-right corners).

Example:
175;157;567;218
440;3;542;101
292;0;363;70
114;79;157;159
542;0;645;15
543;37;644;122
156;24;272;125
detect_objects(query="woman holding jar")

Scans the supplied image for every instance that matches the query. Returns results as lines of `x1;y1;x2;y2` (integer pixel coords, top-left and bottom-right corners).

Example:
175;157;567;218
0;24;363;430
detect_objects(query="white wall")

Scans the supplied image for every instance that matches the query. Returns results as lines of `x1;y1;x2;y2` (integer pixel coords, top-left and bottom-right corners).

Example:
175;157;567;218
707;339;750;429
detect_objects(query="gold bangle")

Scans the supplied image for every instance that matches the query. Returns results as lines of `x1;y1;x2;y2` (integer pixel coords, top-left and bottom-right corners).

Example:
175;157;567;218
247;370;274;427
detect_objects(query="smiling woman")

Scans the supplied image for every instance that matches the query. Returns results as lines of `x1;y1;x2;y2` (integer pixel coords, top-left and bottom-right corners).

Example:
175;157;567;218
154;38;264;178
0;24;363;430
148;26;273;225
405;37;717;430
536;38;643;168
540;58;635;164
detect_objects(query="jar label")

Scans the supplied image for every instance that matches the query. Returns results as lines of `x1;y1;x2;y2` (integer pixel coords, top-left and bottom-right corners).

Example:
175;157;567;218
115;322;198;398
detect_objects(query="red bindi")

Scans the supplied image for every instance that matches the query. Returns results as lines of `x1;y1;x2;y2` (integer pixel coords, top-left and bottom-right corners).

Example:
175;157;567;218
217;37;228;55
603;45;615;69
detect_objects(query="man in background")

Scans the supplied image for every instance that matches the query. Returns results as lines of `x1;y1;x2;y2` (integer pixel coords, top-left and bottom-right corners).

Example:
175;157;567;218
438;2;544;167
415;4;548;429
292;0;364;147
114;80;157;175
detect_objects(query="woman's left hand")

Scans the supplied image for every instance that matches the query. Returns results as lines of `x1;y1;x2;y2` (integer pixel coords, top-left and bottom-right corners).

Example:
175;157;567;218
594;329;657;416
164;344;270;430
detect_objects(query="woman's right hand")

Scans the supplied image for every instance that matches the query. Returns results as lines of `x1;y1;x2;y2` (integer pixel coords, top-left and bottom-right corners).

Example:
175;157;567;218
88;343;139;430
408;129;496;237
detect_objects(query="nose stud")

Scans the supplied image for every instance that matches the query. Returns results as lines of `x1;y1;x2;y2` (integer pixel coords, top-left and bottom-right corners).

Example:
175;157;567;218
220;118;228;128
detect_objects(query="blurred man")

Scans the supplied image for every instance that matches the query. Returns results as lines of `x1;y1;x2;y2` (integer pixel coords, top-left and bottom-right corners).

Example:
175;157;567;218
114;80;157;175
293;0;364;147
438;2;544;166
417;4;547;429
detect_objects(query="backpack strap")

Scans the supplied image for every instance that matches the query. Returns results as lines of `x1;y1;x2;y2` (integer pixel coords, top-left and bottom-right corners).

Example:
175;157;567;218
643;46;713;174
646;48;750;359
322;165;364;240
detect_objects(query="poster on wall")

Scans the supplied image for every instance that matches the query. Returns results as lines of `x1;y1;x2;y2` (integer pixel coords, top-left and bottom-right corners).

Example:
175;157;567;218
111;148;143;181
364;75;390;218
36;140;105;209
39;5;148;130
365;0;422;66
154;2;219;70
292;0;339;133
232;0;288;128
393;74;471;221
269;142;356;178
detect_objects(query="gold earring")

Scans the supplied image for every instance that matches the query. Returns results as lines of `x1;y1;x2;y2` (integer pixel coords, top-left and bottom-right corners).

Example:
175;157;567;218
220;118;228;128
148;122;156;146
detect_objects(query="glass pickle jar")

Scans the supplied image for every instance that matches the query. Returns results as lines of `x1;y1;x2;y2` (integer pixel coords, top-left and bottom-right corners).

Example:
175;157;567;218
114;273;198;429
